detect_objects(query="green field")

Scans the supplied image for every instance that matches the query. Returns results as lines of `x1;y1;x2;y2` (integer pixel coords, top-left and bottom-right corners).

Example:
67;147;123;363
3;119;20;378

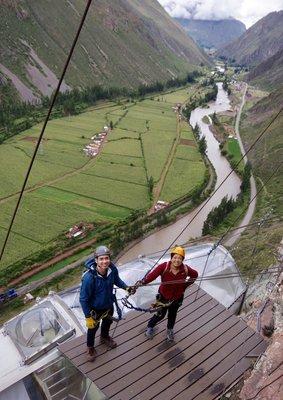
224;138;245;174
0;87;207;271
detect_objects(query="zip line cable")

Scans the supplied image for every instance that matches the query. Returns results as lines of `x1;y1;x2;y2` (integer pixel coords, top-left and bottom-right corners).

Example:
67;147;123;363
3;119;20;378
122;161;281;313
135;216;281;261
215;162;282;248
0;0;94;262
0;52;198;263
194;161;282;299
136;267;282;287
141;105;283;278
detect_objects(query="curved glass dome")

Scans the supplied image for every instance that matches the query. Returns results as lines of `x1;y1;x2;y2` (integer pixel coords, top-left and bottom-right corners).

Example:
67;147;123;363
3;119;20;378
15;307;61;347
5;300;74;364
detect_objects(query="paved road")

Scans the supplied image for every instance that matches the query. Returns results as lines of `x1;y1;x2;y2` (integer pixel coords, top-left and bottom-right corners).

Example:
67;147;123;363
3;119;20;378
224;83;257;247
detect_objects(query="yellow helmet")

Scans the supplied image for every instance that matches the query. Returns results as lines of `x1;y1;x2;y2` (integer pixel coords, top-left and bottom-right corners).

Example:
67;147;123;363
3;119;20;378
170;246;185;258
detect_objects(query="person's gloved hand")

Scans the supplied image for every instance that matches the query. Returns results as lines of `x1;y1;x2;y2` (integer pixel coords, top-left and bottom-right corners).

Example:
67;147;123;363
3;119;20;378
134;280;144;287
185;277;194;286
85;316;96;329
125;286;136;295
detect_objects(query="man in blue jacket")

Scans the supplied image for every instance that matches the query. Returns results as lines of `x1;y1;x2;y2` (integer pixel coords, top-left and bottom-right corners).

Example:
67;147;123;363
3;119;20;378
80;245;135;361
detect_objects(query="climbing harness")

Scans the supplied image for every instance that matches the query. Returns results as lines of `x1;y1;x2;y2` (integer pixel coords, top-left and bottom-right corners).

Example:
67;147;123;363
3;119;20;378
120;261;190;314
90;309;110;327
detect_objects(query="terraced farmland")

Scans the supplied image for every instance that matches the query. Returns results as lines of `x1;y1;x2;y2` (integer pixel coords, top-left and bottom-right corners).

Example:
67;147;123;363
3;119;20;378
0;87;207;270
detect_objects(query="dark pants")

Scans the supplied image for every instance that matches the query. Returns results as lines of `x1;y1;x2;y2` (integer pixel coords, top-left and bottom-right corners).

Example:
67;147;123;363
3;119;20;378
87;307;114;348
147;294;183;330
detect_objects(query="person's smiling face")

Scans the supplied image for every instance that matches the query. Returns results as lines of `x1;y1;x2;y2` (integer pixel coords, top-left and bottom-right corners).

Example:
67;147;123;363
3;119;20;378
96;255;111;275
171;253;183;268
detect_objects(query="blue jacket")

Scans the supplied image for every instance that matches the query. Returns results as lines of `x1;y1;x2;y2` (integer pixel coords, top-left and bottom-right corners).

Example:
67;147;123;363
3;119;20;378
79;257;127;317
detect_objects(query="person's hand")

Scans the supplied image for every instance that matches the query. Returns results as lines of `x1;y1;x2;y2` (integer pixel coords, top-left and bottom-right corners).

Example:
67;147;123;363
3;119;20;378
125;286;136;295
134;280;144;287
85;316;96;329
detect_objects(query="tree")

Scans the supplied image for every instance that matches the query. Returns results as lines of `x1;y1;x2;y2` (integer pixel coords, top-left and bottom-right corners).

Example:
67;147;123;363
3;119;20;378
198;136;207;155
148;176;154;198
241;162;251;192
202;196;236;235
193;123;200;139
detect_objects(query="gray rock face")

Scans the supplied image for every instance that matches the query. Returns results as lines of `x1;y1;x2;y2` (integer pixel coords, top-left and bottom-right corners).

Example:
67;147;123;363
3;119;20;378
239;271;283;400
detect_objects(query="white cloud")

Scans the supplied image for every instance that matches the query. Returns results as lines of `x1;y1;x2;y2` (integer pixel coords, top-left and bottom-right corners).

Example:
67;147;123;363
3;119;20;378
158;0;283;27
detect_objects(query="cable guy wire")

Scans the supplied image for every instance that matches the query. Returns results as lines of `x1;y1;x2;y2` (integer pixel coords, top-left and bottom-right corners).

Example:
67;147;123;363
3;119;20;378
142;106;283;276
0;0;93;262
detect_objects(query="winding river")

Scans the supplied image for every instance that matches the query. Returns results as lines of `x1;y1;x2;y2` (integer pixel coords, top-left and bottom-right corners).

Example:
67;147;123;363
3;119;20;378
118;83;242;264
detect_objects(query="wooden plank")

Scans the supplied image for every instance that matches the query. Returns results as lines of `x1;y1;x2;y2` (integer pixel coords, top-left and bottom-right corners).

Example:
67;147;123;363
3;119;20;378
173;334;264;400
193;341;268;400
92;300;223;386
59;332;86;353
60;285;203;361
58;283;267;400
106;311;239;399
111;284;200;328
72;291;212;372
125;320;247;400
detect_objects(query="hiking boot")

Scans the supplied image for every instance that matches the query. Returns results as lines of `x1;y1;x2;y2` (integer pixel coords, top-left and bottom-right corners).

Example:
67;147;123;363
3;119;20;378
166;329;174;342
145;327;154;339
87;347;97;362
100;336;117;348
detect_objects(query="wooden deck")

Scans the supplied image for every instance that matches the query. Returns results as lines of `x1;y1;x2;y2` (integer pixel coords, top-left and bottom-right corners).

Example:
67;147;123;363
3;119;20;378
59;285;267;400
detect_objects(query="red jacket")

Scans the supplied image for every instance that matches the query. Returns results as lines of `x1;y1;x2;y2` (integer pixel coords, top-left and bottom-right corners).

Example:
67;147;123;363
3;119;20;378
143;261;198;301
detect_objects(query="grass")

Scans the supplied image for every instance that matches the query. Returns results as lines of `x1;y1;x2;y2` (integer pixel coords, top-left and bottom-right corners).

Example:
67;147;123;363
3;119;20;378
0;88;207;271
161;157;206;201
230;85;283;276
82;161;148;186
155;87;192;104
224;138;245;174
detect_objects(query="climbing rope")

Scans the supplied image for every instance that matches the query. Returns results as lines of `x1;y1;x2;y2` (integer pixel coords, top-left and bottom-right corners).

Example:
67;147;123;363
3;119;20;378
121;296;174;314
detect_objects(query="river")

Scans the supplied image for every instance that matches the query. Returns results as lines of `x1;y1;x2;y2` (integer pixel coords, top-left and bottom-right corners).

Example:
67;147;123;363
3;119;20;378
118;83;242;264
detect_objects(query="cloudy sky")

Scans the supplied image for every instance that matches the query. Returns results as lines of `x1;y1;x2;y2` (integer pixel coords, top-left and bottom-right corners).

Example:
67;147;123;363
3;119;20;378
158;0;283;28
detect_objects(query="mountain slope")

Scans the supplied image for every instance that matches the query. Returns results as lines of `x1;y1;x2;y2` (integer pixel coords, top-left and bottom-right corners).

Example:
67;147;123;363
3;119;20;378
233;85;283;273
0;0;209;102
246;48;283;90
175;18;246;49
218;11;283;66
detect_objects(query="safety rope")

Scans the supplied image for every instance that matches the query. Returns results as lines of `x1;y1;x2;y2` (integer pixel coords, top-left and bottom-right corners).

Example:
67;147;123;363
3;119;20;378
120;296;174;314
128;267;282;287
118;266;282;314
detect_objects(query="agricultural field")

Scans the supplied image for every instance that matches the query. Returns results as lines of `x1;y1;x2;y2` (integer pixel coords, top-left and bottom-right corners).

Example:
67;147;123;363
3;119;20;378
160;122;206;201
224;138;245;174
0;86;207;270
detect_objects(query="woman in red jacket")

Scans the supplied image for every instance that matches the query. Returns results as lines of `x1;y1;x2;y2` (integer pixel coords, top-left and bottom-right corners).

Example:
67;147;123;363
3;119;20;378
138;246;198;341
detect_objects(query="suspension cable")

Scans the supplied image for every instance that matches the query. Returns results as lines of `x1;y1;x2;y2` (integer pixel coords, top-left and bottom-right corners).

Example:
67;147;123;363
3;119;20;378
193;161;282;299
140;106;282;278
128;267;282;288
0;0;94;262
215;162;282;248
135;216;281;262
